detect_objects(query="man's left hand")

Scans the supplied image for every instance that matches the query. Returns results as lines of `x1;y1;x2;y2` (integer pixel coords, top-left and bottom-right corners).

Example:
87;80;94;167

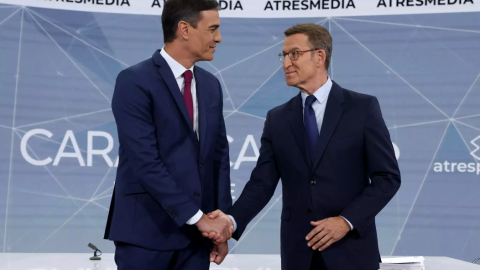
210;242;228;265
305;217;350;251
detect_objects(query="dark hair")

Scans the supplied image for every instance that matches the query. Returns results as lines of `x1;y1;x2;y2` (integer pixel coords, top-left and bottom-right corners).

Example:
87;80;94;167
284;23;333;70
162;0;220;43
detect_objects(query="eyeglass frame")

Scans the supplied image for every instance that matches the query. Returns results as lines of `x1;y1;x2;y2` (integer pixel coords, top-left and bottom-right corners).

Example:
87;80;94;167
278;48;322;62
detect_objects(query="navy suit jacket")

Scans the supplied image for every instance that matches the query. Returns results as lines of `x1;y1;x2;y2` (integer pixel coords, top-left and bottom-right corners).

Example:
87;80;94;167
104;50;232;251
228;82;401;270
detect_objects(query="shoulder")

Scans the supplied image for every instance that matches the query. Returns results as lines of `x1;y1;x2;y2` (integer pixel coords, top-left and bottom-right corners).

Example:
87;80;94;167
342;87;377;104
337;85;379;112
113;58;157;101
267;95;299;118
117;57;155;82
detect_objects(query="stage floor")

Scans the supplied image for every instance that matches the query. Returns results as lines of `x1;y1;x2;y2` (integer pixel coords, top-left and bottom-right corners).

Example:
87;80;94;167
0;254;479;270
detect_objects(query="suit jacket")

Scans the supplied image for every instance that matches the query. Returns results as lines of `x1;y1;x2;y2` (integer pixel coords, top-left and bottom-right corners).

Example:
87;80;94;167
228;81;401;270
104;50;232;251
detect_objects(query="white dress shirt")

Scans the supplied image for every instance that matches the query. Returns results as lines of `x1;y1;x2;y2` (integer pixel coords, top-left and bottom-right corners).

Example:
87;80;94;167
301;77;332;133
300;76;353;231
160;47;199;138
160;48;237;230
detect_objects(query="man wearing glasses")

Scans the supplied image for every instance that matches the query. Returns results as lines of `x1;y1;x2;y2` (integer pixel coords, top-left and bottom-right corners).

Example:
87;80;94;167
205;23;401;270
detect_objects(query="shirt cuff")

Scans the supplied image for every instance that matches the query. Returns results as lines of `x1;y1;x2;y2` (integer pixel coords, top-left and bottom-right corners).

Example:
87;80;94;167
228;215;237;232
340;216;354;231
186;209;203;225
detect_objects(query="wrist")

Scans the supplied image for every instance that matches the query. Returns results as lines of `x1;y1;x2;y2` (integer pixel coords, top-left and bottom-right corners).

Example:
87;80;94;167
338;217;350;231
195;214;207;228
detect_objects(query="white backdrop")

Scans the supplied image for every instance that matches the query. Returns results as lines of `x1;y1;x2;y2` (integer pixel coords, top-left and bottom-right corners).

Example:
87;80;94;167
0;0;479;17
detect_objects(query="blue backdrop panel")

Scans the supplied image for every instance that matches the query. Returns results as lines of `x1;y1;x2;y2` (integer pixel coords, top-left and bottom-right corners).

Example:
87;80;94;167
0;4;479;261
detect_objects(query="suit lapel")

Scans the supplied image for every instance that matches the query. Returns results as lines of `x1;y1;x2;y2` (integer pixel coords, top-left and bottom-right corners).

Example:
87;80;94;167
312;82;345;170
195;67;208;161
153;50;198;145
288;94;311;168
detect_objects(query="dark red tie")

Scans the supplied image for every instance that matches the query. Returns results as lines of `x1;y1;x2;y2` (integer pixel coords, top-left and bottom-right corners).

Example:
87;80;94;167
183;70;194;127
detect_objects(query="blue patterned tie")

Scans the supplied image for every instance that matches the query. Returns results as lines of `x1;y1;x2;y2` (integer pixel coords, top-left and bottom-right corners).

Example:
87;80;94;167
304;95;318;162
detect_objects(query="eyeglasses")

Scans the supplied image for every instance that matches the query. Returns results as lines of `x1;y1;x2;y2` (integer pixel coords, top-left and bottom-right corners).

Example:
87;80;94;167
279;49;320;62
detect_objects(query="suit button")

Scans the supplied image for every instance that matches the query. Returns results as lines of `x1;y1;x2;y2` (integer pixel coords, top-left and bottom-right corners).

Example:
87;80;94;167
310;180;316;185
194;192;200;198
307;208;313;214
199;164;203;168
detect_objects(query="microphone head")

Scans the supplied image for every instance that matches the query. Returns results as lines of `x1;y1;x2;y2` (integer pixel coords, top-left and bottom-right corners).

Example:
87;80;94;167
88;243;98;250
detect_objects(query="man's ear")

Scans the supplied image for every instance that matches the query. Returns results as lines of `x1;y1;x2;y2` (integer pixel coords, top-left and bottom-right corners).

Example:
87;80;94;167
178;21;190;40
317;49;326;68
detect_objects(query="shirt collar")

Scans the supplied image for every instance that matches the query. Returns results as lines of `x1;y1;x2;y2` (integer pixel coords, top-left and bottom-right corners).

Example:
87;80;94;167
301;76;333;108
160;47;194;79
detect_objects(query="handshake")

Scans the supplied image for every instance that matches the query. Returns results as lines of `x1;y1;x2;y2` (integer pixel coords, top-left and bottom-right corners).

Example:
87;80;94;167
195;210;233;244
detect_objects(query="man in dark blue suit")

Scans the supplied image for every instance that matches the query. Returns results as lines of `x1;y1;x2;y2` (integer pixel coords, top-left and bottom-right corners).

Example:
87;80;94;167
104;0;234;269
207;24;401;270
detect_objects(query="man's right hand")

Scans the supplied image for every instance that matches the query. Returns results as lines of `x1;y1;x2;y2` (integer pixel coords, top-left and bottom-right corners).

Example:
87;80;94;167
196;213;233;243
201;210;235;243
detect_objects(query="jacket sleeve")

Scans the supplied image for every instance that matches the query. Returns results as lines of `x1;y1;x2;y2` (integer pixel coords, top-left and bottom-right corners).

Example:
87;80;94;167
227;110;281;239
340;96;401;237
214;79;233;213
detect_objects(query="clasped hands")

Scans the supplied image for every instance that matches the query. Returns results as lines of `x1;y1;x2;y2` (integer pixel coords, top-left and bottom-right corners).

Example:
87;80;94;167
195;210;233;264
196;210;233;243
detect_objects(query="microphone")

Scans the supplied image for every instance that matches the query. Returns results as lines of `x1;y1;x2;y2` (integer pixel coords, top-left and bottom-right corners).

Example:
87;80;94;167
88;242;102;260
88;243;98;250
